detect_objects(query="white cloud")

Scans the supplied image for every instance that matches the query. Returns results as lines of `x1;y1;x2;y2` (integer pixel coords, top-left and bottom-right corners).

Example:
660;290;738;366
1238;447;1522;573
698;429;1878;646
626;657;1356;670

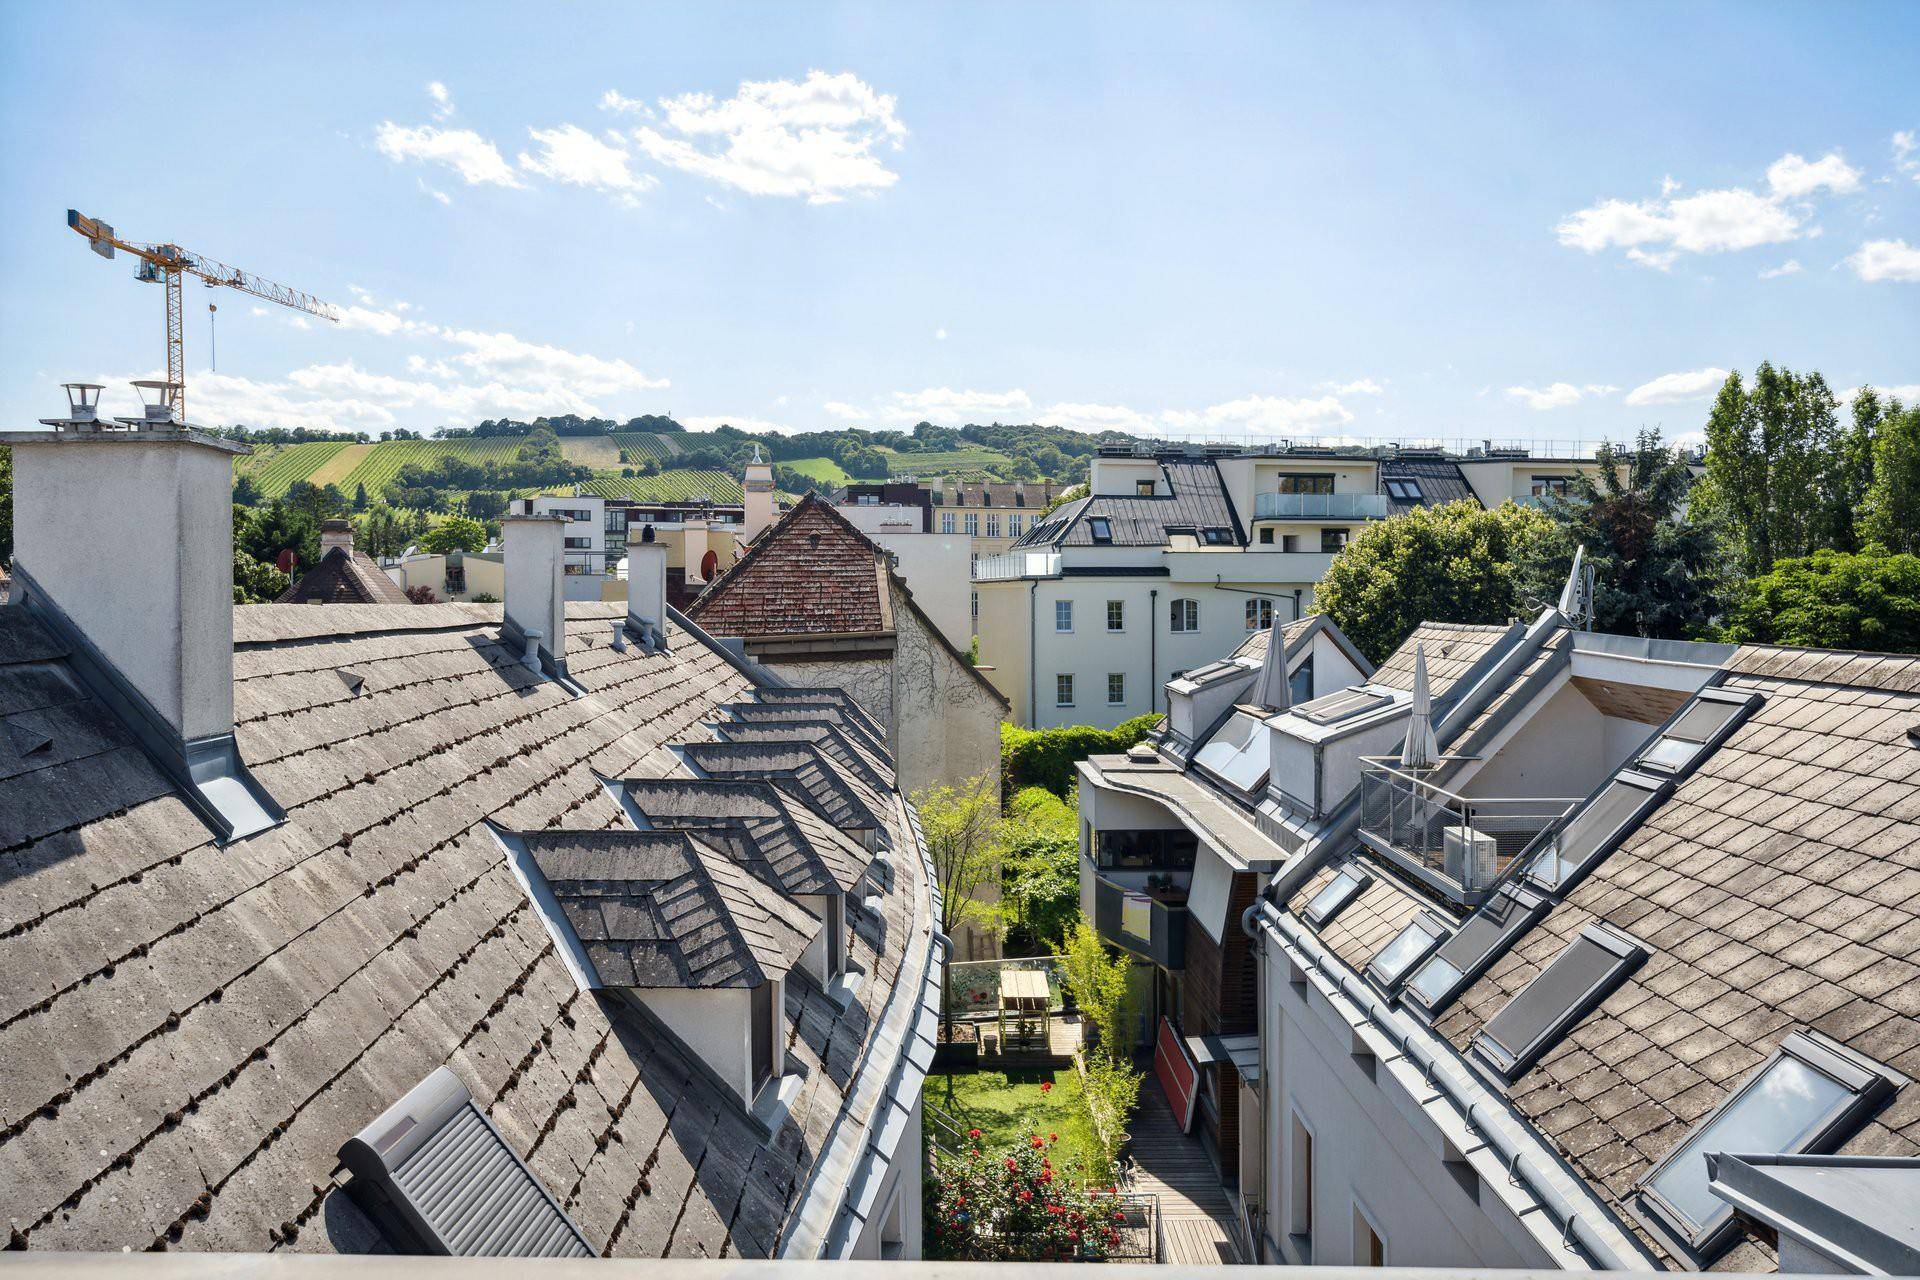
1758;259;1802;279
1039;402;1159;433
517;124;654;202
680;414;803;435
375;121;521;187
1320;378;1385;396
1163;394;1355;434
1625;367;1731;406
1846;238;1920;283
417;179;452;205
1765;151;1862;198
934;327;948;341
1838;383;1920;405
1558;150;1860;268
427;81;454;121
611;70;906;204
1504;382;1617;411
1893;130;1918;181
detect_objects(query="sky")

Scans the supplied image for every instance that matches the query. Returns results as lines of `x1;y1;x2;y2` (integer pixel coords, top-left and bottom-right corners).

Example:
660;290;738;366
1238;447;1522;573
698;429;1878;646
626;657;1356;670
1;1;1916;450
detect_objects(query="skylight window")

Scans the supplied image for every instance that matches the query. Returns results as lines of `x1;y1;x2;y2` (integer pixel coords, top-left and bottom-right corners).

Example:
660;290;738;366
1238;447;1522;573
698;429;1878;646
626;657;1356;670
1202;527;1234;545
1385;478;1423;501
1635;1030;1905;1263
1472;922;1645;1079
1635;688;1759;777
1193;711;1273;795
1087;517;1114;543
1403;885;1547;1017
1366;911;1448;993
1295;687;1393;725
1303;867;1373;927
1526;770;1668;891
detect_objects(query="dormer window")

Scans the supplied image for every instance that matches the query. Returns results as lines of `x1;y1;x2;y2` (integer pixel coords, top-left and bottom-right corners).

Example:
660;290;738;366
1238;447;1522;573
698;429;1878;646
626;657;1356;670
1136;479;1154;496
1088;517;1114;543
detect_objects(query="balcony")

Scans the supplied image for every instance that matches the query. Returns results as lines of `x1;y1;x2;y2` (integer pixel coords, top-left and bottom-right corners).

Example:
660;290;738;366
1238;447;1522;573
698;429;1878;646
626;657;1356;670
972;550;1061;581
1091;871;1188;969
1253;491;1390;520
1357;758;1578;903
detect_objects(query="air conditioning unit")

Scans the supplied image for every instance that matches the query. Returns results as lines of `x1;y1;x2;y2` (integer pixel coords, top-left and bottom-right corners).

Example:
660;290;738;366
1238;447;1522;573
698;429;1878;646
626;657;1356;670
1444;825;1499;887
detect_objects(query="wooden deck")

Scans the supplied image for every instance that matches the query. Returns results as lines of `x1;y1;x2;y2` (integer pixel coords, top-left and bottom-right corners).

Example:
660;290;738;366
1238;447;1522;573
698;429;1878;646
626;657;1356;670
1125;1072;1243;1265
975;1011;1084;1064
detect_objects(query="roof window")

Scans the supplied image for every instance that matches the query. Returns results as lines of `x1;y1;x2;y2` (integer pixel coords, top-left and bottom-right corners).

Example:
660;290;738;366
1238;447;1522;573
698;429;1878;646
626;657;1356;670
1201;527;1234;545
1088;517;1113;543
1526;769;1668;891
1365;911;1449;993
1635;687;1759;776
1403;884;1548;1017
340;1067;593;1257
1635;1030;1906;1264
1471;922;1646;1079
1303;866;1373;927
1192;710;1273;796
1384;478;1423;501
1295;687;1393;725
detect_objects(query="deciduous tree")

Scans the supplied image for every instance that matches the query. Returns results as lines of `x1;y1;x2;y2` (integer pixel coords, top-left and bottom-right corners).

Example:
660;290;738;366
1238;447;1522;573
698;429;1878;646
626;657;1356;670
1722;548;1920;654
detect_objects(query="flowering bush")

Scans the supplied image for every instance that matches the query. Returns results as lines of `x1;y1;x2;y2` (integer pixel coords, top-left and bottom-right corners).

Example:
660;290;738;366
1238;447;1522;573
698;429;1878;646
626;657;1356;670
927;1131;1125;1260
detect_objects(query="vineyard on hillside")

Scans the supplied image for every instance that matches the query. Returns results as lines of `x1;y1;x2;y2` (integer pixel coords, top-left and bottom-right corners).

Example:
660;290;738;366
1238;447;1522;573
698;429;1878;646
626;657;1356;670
581;471;746;503
335;438;533;494
608;433;679;463
884;447;1012;477
235;441;355;498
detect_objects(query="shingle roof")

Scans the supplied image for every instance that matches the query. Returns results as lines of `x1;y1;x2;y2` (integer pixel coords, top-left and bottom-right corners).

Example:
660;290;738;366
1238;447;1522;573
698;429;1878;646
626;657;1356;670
688;495;891;638
1429;659;1920;1269
276;544;415;605
613;778;871;896
1288;862;1427;973
1380;456;1479;515
0;599;931;1258
677;740;890;837
1015;457;1242;548
1371;621;1511;697
519;830;820;988
1228;616;1320;663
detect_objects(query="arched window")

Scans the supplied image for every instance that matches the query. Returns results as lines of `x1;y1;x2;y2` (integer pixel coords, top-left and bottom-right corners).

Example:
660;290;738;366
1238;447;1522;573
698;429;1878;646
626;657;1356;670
1169;598;1199;632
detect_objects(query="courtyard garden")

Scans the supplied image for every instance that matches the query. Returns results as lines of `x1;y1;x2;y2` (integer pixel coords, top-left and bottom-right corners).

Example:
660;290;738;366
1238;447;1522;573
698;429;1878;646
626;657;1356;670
933;1068;1102;1177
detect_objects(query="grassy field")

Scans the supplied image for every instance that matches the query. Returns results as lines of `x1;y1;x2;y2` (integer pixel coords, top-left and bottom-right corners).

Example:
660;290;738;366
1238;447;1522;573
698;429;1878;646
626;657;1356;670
609;432;679;463
884;447;1012;478
305;442;374;488
581;470;746;503
781;455;853;485
932;1068;1103;1183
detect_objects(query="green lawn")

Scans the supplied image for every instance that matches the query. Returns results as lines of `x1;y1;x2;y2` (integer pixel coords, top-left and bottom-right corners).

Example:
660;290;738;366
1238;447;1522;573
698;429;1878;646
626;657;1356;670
782;455;853;485
932;1068;1105;1184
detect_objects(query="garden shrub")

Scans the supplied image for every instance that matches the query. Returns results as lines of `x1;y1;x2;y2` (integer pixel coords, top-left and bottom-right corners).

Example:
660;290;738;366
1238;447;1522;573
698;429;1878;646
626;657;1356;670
1000;713;1162;797
1002;787;1080;952
927;1132;1127;1261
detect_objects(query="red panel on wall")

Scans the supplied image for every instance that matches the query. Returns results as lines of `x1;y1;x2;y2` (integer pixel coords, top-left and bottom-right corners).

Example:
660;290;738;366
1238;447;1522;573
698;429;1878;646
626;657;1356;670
1154;1016;1199;1133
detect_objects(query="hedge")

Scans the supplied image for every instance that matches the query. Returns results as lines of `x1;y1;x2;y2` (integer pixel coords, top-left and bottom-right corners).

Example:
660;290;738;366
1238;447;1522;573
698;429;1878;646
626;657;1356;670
1000;714;1162;798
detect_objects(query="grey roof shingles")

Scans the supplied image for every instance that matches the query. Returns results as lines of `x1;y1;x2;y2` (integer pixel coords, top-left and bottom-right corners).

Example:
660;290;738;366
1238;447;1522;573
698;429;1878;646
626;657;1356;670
0;598;929;1259
1014;456;1242;549
615;777;871;896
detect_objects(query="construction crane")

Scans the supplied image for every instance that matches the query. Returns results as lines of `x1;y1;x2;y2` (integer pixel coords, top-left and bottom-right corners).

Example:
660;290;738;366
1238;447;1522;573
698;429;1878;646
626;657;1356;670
66;209;340;424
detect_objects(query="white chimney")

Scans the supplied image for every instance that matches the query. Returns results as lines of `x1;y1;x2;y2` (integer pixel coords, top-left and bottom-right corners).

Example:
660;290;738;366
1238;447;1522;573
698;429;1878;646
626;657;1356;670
742;445;775;543
319;518;354;558
502;513;568;676
627;527;669;651
8;415;281;840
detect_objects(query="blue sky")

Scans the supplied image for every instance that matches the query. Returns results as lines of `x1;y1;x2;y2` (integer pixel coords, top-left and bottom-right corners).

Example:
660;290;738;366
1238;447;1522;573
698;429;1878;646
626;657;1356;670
2;1;1915;448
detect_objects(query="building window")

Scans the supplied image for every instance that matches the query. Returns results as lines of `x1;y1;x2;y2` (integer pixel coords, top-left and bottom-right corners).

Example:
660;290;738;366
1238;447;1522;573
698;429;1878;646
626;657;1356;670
1010;514;1023;535
985;514;1001;538
1095;829;1198;870
971;590;979;622
564;537;591;549
1055;674;1075;707
1202;527;1234;545
1633;1029;1902;1262
1384;478;1423;501
1260;527;1275;544
964;513;979;536
941;512;956;534
1530;475;1572;498
1107;673;1125;705
1246;598;1274;631
1055;599;1073;632
1288;1111;1314;1250
1087;517;1113;543
1320;527;1350;553
1277;474;1335;495
1136;479;1155;496
1106;600;1125;631
1471;922;1646;1080
1169;598;1198;632
970;554;979;577
1352;1205;1385;1267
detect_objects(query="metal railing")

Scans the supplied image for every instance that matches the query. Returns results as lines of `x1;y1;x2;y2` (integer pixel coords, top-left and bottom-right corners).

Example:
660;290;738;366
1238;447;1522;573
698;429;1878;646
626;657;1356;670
972;550;1061;581
1252;491;1390;520
1357;758;1578;896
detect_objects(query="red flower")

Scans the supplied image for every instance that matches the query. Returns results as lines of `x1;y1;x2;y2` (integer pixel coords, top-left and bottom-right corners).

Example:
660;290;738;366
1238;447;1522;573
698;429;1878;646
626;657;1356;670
1019;1190;1032;1203
1031;1135;1045;1149
1039;1081;1053;1093
956;1196;966;1206
968;1128;982;1139
1048;1132;1058;1143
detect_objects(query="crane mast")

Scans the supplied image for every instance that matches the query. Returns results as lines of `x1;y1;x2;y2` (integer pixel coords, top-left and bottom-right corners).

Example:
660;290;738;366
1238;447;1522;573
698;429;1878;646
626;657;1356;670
67;210;339;423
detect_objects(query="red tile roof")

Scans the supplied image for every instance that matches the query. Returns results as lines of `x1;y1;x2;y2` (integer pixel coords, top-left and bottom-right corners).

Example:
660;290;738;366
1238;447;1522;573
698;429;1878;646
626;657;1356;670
687;494;892;638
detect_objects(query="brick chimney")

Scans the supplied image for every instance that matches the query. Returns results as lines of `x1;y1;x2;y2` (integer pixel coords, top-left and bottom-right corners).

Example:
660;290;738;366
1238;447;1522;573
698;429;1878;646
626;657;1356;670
7;418;281;840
